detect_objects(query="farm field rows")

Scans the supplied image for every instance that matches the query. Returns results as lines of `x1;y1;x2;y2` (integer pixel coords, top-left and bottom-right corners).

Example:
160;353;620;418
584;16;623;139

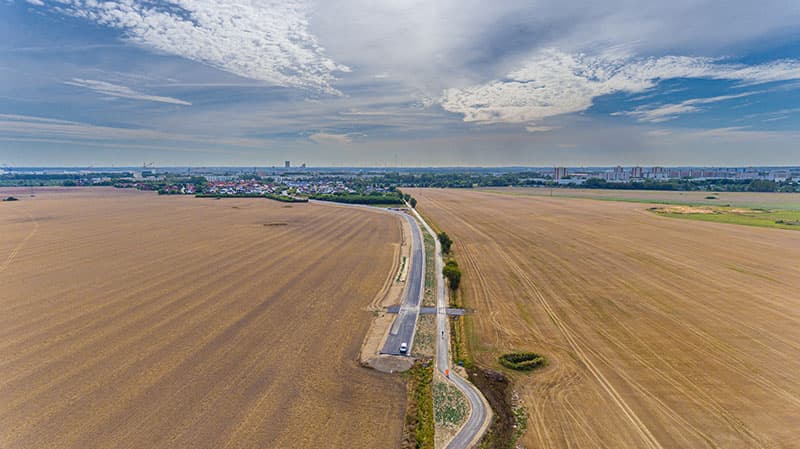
0;187;405;449
481;186;800;210
409;188;800;449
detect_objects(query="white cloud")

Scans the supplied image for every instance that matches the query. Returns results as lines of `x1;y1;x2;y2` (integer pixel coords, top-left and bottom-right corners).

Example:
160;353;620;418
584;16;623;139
308;132;353;144
64;78;191;105
617;92;758;123
45;0;348;94
0;114;266;148
439;49;800;126
525;125;555;133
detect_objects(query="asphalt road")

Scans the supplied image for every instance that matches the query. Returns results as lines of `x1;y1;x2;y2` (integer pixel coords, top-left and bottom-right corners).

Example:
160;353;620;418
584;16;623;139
381;212;425;355
410;206;491;449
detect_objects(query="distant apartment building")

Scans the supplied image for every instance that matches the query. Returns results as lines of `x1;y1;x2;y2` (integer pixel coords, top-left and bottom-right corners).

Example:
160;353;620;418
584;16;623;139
605;165;628;182
771;170;791;182
553;166;568;180
631;166;643;178
284;160;291;168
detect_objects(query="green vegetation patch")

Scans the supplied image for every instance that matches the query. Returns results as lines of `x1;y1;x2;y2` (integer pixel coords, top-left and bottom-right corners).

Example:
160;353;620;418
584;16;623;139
309;192;404;205
433;380;469;428
442;259;461;292
651;206;800;231
498;352;547;372
511;403;529;445
402;361;435;449
412;315;436;358
195;193;308;202
422;229;436;307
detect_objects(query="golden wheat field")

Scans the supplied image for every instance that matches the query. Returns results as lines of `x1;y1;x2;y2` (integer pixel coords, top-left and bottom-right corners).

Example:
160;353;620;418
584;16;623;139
410;188;800;449
0;187;405;449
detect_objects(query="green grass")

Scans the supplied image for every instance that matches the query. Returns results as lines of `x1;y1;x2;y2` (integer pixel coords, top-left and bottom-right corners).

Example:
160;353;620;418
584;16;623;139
511;404;529;447
433;380;469;428
421;226;437;307
655;208;800;231
405;362;435;449
480;188;800;210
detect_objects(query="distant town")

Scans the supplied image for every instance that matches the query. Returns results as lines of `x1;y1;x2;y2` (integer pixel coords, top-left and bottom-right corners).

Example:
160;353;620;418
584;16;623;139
1;163;799;202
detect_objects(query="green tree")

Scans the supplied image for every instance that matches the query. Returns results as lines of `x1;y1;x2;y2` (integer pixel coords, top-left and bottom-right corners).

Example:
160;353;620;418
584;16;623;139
747;179;777;192
442;259;461;291
438;232;453;254
410;197;417;208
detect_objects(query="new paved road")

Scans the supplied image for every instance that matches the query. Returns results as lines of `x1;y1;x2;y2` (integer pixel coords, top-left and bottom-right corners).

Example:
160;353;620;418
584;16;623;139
410;206;491;449
382;213;425;355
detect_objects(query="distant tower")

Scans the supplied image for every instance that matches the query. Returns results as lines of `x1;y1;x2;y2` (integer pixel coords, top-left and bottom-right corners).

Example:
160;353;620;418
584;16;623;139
284;161;290;168
554;167;568;180
631;166;643;178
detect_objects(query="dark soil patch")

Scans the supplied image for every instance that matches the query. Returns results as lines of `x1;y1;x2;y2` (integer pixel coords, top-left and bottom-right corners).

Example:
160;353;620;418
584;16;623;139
468;367;516;449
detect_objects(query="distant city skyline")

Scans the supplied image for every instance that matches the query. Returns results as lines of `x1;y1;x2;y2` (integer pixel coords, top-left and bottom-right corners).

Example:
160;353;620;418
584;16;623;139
2;1;800;166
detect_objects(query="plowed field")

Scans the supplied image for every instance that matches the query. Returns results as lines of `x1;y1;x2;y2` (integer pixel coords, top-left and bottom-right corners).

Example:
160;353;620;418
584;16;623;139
0;187;405;449
410;188;800;449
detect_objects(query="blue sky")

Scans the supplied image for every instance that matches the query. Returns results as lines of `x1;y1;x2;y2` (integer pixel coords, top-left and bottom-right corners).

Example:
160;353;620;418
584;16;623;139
1;0;799;166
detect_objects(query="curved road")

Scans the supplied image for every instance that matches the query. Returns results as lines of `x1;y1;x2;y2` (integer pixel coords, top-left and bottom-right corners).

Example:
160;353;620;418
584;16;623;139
409;206;491;449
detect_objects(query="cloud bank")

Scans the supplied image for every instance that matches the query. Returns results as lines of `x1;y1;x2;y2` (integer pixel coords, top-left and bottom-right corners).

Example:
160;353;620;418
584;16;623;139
439;49;800;127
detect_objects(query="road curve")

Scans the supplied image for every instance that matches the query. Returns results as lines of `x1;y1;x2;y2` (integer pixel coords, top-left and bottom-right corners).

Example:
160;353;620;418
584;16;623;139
408;205;492;449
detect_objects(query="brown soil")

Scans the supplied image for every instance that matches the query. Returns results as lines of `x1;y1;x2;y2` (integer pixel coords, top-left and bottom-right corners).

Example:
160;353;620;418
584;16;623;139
409;188;800;449
466;368;515;449
0;187;405;449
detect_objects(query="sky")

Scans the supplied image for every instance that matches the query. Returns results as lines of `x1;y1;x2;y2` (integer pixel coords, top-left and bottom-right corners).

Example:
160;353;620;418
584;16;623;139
1;0;799;167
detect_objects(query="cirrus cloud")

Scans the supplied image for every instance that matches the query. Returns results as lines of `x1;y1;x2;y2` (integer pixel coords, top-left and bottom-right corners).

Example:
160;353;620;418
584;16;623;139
38;0;349;94
64;78;191;105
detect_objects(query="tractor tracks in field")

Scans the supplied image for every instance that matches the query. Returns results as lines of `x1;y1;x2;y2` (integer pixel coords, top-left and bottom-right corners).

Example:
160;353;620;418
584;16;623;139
0;208;39;275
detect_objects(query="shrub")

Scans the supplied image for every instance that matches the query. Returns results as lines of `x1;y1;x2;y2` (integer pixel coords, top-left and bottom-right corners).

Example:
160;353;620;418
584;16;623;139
498;352;546;371
438;232;453;254
442;259;461;291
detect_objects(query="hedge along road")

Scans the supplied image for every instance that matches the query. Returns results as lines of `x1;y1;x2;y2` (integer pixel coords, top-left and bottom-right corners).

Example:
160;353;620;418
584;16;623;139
409;205;492;449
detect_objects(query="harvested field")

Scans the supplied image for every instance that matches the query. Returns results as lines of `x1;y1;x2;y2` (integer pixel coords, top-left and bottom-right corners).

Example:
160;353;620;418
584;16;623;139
482;187;800;210
0;187;405;449
409;188;800;449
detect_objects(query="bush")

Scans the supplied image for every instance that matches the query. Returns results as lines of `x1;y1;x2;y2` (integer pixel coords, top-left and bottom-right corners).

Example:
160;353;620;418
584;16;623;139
438;232;453;254
442;259;461;291
3;196;19;202
498;352;546;371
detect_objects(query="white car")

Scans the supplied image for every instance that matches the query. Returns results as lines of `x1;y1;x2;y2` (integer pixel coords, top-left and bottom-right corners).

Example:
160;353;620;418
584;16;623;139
399;342;408;354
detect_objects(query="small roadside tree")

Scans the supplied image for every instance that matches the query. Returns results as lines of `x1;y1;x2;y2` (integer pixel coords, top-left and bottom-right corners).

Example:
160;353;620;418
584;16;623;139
442;259;461;291
438;232;453;254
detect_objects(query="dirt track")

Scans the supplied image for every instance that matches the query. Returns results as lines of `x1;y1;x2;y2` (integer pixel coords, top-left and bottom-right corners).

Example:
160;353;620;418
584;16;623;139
410;188;800;449
0;188;405;449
